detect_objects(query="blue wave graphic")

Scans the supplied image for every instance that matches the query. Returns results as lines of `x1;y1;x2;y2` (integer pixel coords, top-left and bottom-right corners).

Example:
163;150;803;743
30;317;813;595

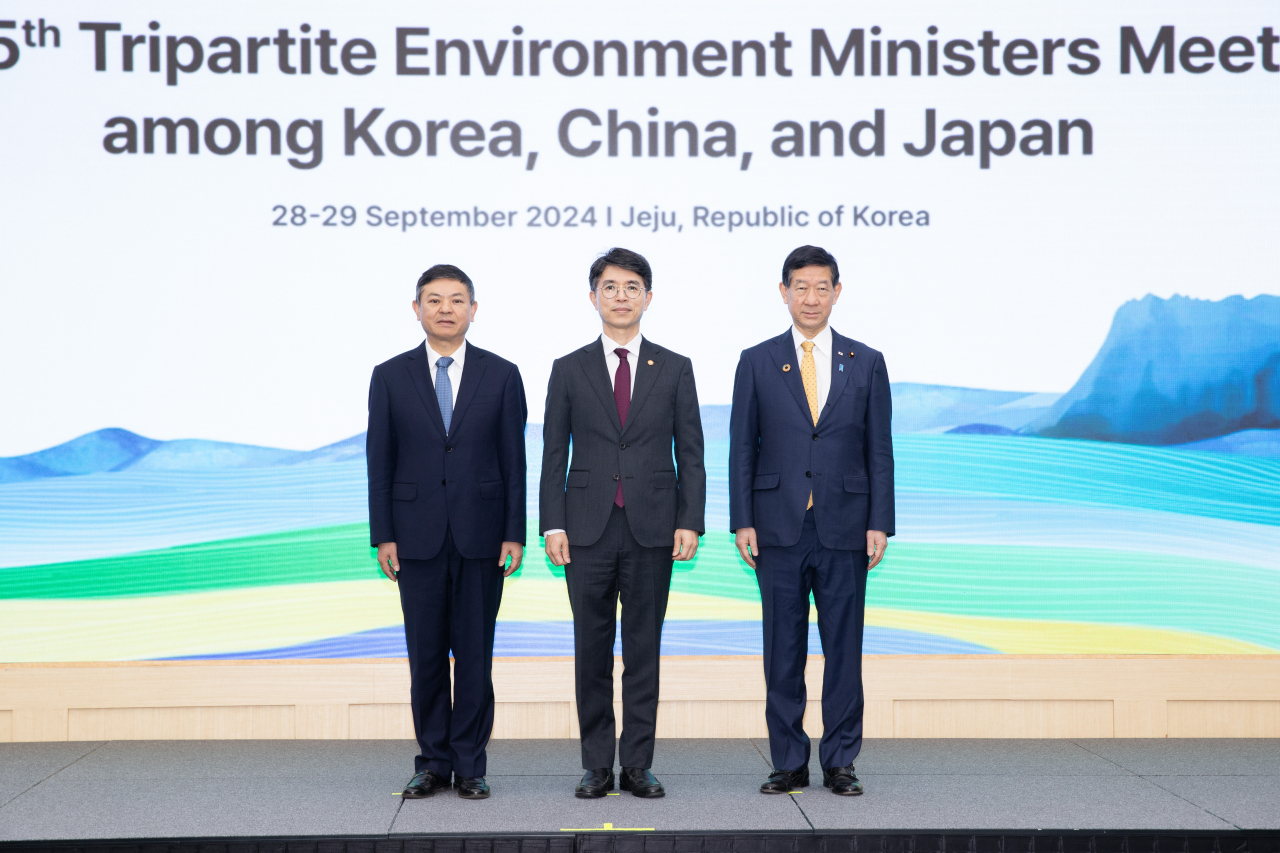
164;621;996;659
892;434;1280;527
3;433;1277;569
0;461;369;567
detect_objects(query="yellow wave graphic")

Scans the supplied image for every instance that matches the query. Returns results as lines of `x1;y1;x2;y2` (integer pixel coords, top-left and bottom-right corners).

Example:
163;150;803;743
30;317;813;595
1;577;1268;661
865;607;1273;654
0;580;404;662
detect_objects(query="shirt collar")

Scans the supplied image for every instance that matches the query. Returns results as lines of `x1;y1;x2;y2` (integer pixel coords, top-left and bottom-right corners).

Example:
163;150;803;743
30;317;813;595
791;325;832;355
427;338;466;368
601;332;643;358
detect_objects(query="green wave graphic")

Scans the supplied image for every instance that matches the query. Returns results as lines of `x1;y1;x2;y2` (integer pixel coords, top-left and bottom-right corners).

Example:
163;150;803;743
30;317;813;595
4;522;1277;652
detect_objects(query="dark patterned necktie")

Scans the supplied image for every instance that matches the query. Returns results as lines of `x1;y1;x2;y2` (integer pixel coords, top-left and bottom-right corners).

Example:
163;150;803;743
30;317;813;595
613;348;630;507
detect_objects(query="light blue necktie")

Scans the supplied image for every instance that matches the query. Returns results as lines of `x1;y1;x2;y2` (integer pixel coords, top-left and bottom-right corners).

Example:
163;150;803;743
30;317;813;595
435;356;454;432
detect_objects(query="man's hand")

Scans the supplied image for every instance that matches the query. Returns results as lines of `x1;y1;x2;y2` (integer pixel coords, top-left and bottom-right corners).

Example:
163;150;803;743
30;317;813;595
672;529;699;561
867;530;887;570
376;542;399;582
544;532;571;567
735;527;759;569
499;542;524;577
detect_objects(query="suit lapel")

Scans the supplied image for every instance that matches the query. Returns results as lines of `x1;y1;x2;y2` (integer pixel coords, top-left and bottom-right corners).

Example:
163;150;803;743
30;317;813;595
768;330;816;425
621;339;663;436
817;330;854;427
577;339;624;434
445;345;487;438
406;342;448;440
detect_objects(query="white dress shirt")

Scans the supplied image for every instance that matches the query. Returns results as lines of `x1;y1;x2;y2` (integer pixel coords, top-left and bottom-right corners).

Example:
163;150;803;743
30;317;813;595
601;332;642;396
426;339;466;408
791;324;832;413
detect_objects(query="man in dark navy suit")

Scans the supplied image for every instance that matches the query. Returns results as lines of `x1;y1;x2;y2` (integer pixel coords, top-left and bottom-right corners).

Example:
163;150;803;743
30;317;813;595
367;264;527;801
730;245;894;797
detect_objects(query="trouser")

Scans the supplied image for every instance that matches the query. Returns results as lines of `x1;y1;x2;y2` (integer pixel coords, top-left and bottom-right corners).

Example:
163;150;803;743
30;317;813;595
755;508;868;772
397;527;505;778
564;504;673;770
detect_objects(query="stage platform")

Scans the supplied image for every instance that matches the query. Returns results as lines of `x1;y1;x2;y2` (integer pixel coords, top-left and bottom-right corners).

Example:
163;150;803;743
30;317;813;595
1;739;1278;848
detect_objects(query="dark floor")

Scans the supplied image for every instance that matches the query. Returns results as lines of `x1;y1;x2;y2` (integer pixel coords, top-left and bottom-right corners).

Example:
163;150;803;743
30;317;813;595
1;739;1277;840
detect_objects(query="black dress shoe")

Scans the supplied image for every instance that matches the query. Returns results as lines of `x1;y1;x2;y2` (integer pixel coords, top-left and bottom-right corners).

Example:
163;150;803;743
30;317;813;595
456;776;490;799
403;769;452;798
575;768;615;799
620;767;665;798
760;767;810;794
822;766;864;796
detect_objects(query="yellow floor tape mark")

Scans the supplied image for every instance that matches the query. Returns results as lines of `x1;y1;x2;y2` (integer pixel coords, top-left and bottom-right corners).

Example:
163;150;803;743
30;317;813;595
561;823;654;832
606;792;620;796
789;790;803;793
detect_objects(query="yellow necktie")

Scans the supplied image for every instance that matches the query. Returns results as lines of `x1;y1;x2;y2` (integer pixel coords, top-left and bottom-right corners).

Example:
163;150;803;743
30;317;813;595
801;341;819;509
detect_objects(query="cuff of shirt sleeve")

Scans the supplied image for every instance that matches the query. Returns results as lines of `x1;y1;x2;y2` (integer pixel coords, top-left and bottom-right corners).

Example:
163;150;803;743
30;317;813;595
542;529;566;537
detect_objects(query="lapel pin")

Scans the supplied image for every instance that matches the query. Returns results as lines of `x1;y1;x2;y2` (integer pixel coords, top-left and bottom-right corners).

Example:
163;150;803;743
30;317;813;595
782;364;791;372
839;364;844;372
647;360;654;365
838;351;843;356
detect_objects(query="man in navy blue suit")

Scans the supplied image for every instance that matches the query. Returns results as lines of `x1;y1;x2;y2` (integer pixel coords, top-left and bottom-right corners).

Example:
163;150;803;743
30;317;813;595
730;245;895;797
367;264;527;801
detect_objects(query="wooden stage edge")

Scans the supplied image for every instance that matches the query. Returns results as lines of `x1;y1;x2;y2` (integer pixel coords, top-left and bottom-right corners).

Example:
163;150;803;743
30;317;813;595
3;655;1279;742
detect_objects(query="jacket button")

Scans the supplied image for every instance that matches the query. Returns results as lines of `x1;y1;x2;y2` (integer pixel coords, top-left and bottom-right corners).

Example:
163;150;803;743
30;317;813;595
613;474;620;481
445;446;453;452
806;471;812;478
441;479;447;486
812;433;819;440
620;443;627;449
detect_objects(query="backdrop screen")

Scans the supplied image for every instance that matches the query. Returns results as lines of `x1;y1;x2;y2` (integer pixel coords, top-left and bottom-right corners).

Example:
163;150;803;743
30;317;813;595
2;1;1278;662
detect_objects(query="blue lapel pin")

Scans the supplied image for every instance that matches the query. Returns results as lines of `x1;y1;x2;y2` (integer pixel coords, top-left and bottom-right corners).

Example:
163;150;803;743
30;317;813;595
839;364;844;372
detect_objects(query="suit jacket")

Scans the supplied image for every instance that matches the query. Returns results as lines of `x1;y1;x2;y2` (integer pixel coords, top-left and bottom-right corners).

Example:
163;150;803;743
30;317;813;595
729;328;894;551
367;341;527;560
540;337;705;549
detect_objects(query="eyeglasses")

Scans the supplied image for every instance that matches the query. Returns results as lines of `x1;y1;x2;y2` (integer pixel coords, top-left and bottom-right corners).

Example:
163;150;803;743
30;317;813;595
597;283;647;300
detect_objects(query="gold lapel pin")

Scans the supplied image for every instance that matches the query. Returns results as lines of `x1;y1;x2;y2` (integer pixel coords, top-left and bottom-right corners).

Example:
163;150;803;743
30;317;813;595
647;360;654;365
782;364;791;372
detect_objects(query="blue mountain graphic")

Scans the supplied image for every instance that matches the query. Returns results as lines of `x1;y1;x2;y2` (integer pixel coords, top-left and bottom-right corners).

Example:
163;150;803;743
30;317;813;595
0;430;367;483
1030;294;1280;445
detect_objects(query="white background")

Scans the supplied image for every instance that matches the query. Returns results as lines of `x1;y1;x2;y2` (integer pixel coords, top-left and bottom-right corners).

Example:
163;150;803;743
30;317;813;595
1;0;1276;455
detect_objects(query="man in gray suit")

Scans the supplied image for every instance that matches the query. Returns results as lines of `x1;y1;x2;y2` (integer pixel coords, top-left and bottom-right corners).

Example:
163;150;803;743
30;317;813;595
541;247;705;800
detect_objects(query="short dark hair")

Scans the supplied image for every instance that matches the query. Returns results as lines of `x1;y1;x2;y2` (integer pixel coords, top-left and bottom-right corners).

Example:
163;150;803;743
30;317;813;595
781;245;839;287
415;264;474;302
589;247;653;291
